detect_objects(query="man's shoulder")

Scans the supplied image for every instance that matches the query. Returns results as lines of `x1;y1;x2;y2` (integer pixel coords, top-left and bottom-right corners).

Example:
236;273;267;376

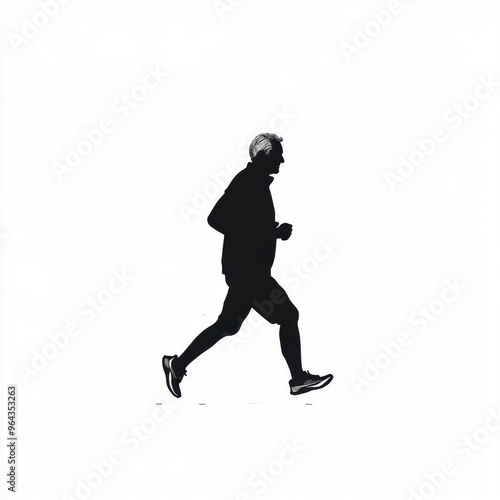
226;165;251;192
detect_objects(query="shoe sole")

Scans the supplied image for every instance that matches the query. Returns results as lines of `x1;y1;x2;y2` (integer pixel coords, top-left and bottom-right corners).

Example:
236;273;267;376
290;374;333;395
162;355;181;398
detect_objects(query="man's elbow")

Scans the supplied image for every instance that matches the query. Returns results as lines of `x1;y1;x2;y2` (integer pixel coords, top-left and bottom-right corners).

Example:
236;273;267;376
207;214;225;234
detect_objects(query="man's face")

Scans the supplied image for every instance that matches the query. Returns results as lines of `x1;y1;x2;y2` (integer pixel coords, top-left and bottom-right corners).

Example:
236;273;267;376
266;141;285;174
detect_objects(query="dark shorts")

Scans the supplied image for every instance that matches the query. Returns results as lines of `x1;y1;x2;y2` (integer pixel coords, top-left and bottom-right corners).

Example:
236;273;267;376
219;274;298;327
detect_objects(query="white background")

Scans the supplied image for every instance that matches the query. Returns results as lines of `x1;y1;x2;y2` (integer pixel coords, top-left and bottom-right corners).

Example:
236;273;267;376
1;1;500;499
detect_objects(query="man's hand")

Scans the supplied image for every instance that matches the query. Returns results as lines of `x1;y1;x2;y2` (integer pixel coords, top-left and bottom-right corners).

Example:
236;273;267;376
276;223;293;241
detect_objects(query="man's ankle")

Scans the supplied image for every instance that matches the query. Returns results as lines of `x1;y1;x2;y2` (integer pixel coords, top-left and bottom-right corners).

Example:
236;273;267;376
173;356;185;377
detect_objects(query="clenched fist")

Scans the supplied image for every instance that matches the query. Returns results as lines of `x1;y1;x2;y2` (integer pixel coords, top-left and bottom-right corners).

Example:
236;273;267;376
276;223;293;241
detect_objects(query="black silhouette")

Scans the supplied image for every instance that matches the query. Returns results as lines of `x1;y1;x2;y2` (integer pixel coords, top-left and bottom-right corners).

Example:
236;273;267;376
163;133;333;397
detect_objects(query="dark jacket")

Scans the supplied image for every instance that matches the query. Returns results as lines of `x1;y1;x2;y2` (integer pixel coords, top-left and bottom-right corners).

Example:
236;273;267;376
208;162;278;280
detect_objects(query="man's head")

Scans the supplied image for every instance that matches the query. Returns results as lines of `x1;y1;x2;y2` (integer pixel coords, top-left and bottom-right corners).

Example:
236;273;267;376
249;133;285;174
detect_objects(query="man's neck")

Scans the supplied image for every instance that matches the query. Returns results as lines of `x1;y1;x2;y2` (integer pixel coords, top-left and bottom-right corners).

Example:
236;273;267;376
248;161;270;176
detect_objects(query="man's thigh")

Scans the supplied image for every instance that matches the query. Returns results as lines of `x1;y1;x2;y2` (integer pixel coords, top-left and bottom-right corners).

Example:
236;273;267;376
250;277;298;325
216;286;253;333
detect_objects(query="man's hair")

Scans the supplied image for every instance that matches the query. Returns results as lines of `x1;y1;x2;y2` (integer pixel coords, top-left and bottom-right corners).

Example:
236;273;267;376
249;133;283;160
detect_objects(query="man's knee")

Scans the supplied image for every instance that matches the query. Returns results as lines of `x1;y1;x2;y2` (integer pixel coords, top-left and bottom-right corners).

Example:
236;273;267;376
216;316;244;336
276;303;299;325
288;304;299;323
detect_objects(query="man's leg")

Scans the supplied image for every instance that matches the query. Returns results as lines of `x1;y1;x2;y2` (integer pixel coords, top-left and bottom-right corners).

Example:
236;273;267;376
279;320;303;380
252;276;333;395
175;287;252;374
251;277;303;379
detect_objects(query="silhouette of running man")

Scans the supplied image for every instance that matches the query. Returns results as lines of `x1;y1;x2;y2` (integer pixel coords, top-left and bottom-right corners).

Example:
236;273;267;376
163;133;333;397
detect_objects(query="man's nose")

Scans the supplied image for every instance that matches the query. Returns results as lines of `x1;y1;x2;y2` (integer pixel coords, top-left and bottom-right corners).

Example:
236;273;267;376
281;156;285;164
